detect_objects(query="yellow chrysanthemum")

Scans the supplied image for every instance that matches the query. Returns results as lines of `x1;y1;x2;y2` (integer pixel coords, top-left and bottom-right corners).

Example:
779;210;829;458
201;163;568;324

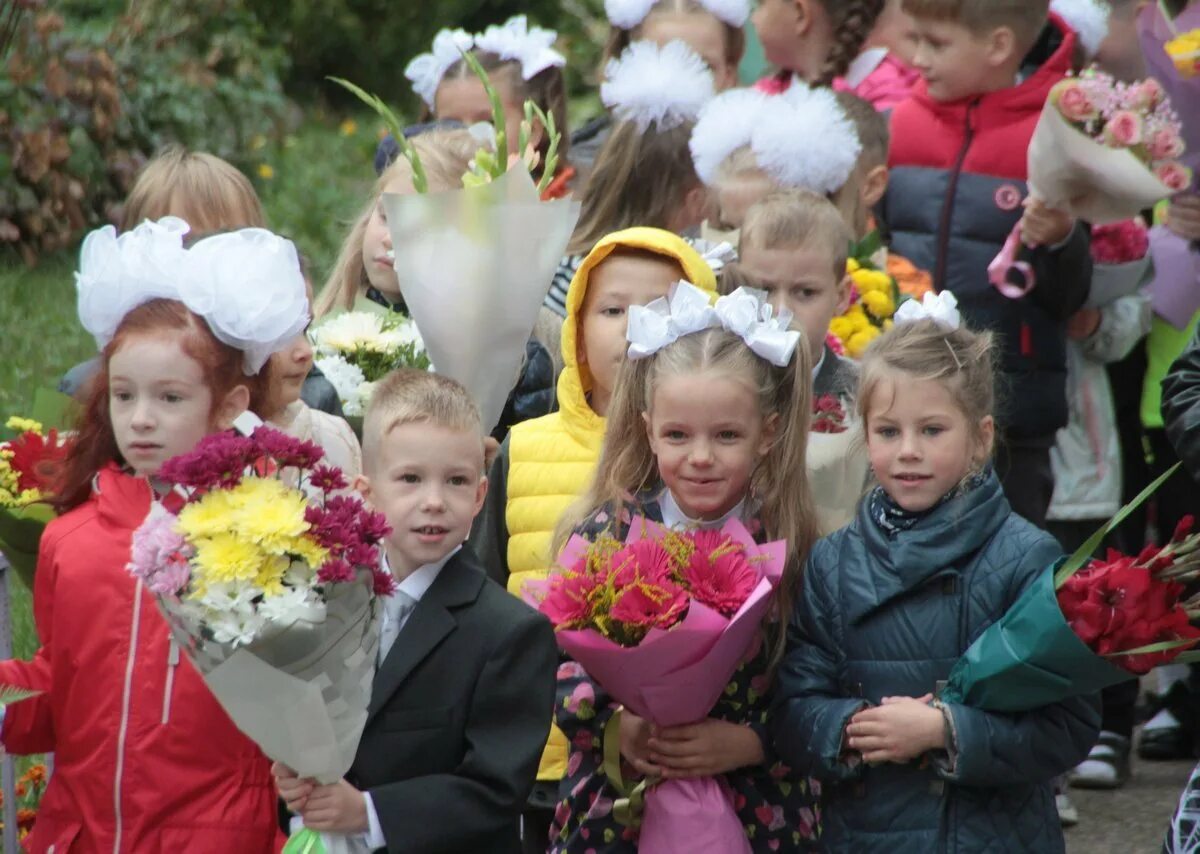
192;533;265;585
254;554;291;597
847;327;882;359
291;534;330;569
177;490;239;540
861;290;895;320
5;417;43;434
829;317;855;343
229;478;309;553
846;258;861;274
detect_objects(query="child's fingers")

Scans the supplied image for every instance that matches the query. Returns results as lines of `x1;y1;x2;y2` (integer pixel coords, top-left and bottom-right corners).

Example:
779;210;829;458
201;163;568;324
653;723;699;741
629;756;664;777
646;736;698;757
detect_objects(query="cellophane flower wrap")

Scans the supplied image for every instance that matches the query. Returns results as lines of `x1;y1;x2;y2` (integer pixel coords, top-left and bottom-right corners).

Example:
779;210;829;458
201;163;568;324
130;425;395;798
940;468;1200;712
530;516;785;854
1027;67;1191;223
0;416;72;589
310;306;429;417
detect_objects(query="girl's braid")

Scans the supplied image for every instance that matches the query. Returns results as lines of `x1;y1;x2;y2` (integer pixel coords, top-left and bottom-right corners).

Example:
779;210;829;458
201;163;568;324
817;0;887;85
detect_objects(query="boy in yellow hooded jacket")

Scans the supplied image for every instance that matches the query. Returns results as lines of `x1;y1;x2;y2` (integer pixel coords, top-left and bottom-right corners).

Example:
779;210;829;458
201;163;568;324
471;227;717;850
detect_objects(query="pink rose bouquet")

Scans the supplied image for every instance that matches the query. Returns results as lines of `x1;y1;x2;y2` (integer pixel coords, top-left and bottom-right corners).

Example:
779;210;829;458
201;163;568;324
530;516;786;854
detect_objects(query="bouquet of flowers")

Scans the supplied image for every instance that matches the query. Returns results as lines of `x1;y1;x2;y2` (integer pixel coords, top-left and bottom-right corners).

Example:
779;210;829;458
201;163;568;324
130;424;394;851
1166;28;1200;79
828;253;899;359
811;394;849;434
940;465;1200;712
808;393;869;536
0;416;72;588
310;308;429;418
532;517;785;854
1028;68;1191;223
1083;219;1152;308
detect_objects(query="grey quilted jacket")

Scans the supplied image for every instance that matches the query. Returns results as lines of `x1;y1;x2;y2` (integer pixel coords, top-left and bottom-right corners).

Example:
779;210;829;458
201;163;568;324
773;473;1100;853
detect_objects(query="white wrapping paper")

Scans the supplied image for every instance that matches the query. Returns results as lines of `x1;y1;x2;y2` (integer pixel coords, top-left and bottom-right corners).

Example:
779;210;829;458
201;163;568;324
1028;106;1175;225
807;427;870;536
383;167;581;433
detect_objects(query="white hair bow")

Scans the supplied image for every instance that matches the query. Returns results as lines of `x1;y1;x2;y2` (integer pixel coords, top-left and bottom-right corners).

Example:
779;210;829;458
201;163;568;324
475;15;565;82
627;282;801;367
405;28;476;109
605;0;750;29
602;39;715;133
76;217;309;375
1050;0;1109;58
893;291;962;331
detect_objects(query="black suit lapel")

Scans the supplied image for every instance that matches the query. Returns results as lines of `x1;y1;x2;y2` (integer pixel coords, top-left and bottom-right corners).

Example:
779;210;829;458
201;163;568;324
366;550;486;723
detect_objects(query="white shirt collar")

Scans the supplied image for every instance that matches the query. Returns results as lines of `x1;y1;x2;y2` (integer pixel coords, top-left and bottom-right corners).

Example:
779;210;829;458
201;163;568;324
383;545;462;604
658;488;746;531
811;348;826;381
844;47;889;89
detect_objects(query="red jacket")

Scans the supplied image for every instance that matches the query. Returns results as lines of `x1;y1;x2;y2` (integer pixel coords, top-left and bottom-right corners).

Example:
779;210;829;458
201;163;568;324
0;464;282;853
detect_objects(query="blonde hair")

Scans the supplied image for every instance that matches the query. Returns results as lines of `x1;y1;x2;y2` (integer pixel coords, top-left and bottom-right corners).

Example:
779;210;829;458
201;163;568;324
314;129;478;317
834;92;889;171
568;120;702;256
902;0;1049;48
858;318;997;453
603;0;747;70
120;145;265;234
556;327;817;671
362;368;483;472
740;190;852;281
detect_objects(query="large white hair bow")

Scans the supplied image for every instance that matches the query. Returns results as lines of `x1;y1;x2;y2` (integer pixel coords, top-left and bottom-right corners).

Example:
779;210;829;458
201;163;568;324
405;28;476;109
1050;0;1109;58
602;39;715;132
605;0;750;29
627;281;801;367
76;218;309;375
475;15;566;81
893;291;962;331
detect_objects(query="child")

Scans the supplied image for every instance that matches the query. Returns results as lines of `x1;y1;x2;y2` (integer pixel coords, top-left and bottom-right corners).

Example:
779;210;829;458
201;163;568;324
276;369;557;854
400;17;574;198
883;0;1093;527
773;301;1100;852
471;227;718;851
736;191;868;534
751;0;906;102
58;145;342;415
0;219;310;850
570;0;749;179
539;39;716;363
549;283;821;852
836;0;924;109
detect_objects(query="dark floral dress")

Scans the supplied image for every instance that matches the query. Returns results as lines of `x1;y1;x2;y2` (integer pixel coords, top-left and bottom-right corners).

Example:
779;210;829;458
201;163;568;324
548;493;822;853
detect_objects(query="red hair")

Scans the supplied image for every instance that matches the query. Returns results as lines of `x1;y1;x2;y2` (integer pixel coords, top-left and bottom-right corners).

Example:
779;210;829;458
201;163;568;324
55;299;265;512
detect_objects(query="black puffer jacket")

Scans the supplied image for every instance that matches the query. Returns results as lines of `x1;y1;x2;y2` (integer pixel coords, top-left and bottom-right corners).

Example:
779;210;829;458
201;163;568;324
774;473;1099;853
1163;326;1200;483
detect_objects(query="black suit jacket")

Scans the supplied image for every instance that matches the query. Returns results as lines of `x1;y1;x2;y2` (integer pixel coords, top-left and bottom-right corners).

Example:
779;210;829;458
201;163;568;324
349;547;557;853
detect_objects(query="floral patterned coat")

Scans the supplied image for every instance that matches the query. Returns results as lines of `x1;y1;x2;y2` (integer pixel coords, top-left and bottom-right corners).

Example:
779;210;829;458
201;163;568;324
548;493;821;853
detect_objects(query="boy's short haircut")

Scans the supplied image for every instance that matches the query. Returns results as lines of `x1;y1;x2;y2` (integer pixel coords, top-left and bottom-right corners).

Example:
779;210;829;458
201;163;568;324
740;190;852;281
718;261;765;296
362;369;483;470
902;0;1050;49
834;93;890;171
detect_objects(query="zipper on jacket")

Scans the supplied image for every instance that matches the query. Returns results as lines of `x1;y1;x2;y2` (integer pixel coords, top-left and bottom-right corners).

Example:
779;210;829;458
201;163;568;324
162;636;180;725
113;579;144;854
934;100;980;293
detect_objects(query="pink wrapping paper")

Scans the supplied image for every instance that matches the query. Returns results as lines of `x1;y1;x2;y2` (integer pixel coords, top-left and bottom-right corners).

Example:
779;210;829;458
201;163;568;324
535;517;786;854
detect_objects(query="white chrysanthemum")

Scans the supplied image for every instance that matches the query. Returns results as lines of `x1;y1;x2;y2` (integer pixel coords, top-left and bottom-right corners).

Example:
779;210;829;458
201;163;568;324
311;311;390;355
690;88;769;186
751;84;862;195
314;355;367;408
375;319;425;352
601;40;715;132
605;0;748;28
259;587;326;626
1051;0;1110;58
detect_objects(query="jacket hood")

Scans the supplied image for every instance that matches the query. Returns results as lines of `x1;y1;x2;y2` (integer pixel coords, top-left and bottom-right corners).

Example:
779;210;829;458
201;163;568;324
909;13;1078;120
557;228;718;441
95;462;154;531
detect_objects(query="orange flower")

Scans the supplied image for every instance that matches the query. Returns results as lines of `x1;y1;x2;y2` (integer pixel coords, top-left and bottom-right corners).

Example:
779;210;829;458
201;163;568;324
20;764;46;786
888;253;934;300
17;807;36;830
15;783;27;798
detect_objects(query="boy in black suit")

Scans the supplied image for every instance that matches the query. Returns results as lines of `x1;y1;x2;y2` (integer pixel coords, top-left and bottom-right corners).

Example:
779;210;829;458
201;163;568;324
276;369;557;853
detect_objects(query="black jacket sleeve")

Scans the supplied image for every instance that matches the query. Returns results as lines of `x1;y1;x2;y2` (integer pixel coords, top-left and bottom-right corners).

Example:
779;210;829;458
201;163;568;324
1163;327;1200;483
1026;222;1092;322
470;437;511;589
369;611;557;853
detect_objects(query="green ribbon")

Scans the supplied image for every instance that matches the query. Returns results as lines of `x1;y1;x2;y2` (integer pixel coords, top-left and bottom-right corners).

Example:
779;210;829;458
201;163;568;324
602;707;659;829
282;828;326;854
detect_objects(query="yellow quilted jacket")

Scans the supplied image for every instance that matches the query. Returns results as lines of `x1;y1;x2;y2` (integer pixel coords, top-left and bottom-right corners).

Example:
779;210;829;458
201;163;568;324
507;228;717;781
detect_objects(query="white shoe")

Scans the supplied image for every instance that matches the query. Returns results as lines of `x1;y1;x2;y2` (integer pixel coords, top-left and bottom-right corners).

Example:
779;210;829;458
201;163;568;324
1057;793;1080;828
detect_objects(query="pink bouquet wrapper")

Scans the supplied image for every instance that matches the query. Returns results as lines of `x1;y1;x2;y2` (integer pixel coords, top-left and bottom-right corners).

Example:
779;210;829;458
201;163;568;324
535;518;785;854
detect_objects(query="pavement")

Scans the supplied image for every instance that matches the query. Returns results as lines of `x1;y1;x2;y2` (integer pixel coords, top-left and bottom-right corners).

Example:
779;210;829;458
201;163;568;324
1066;754;1194;854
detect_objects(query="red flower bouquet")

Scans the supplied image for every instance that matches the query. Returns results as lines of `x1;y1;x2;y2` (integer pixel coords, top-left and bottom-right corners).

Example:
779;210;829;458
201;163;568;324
812;394;850;434
532;516;786;854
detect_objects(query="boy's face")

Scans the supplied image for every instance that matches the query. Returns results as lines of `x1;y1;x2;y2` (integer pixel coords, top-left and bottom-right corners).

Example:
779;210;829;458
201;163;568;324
738;242;850;365
910;18;1016;102
715;171;778;233
576;254;682;417
358;421;487;578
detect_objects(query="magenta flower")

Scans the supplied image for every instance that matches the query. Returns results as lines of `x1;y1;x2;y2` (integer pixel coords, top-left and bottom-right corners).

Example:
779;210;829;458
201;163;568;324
372;568;398;596
345;541;380;569
309;464;348;493
251;427;324;469
317;558;356;584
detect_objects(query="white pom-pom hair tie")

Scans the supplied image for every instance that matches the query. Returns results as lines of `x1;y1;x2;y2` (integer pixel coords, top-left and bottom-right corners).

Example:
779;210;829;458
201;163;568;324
690;84;862;196
602;39;715;133
1050;0;1110;58
605;0;750;29
475;15;566;82
405;28;476;109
